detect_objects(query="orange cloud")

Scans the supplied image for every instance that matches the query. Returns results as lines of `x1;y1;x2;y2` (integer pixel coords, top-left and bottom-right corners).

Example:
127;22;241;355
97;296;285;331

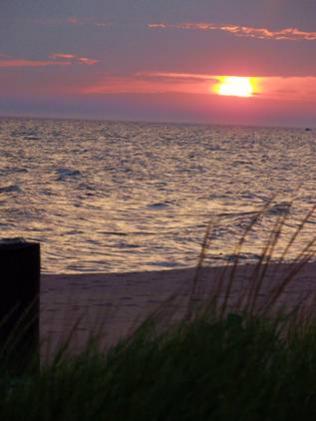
83;75;210;95
259;76;316;100
148;22;316;41
81;71;316;102
137;72;216;81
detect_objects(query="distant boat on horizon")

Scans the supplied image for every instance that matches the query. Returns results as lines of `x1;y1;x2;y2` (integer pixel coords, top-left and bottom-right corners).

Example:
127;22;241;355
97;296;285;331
305;127;312;131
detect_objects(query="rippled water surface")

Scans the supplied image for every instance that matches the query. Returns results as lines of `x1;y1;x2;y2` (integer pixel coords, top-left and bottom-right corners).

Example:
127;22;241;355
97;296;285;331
1;117;316;273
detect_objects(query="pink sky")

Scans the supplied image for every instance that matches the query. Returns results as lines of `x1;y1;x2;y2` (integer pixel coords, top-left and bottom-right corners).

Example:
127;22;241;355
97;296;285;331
1;1;316;127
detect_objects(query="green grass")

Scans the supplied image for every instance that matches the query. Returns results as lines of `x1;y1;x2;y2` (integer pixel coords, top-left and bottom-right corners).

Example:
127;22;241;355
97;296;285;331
2;205;316;420
2;314;316;420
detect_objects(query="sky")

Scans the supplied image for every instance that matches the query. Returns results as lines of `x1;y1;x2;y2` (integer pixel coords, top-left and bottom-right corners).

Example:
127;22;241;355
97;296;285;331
1;0;316;127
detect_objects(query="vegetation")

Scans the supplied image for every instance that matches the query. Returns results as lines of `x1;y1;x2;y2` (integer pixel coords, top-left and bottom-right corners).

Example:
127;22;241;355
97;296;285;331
1;205;316;420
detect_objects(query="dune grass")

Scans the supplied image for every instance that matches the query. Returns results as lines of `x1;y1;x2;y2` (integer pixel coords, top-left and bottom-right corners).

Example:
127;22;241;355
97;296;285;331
2;205;316;420
2;312;316;420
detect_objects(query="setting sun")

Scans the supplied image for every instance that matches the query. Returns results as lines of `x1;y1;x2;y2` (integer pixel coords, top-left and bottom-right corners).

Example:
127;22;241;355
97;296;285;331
214;76;254;97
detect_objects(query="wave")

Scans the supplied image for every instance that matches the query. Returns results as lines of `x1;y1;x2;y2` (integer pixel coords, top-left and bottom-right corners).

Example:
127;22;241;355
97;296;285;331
0;184;22;194
56;168;82;181
268;201;292;216
147;201;173;210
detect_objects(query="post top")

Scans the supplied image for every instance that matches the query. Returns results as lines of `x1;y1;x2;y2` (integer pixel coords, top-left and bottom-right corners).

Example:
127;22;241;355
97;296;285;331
0;238;26;245
0;238;39;250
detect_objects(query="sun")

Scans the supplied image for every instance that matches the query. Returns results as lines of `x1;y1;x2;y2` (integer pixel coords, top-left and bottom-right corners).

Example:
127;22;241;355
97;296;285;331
214;76;254;97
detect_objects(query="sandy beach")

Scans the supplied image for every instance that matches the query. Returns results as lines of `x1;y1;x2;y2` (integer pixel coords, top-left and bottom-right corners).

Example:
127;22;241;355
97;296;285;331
40;262;316;357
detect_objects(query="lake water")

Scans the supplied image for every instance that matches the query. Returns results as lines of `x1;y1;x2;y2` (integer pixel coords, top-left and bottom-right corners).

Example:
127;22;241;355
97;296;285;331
0;117;315;273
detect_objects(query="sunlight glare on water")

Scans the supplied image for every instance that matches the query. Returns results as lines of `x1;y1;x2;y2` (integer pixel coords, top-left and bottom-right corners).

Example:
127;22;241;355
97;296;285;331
0;118;315;273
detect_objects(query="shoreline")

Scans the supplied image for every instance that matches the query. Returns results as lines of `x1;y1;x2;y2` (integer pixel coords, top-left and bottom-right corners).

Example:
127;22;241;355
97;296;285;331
40;262;316;357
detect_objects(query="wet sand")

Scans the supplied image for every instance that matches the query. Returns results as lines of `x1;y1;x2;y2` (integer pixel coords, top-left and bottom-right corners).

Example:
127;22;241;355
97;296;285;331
41;262;316;358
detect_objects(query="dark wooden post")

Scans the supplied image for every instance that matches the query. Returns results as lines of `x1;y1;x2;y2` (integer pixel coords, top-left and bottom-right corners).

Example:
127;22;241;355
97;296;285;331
0;239;40;373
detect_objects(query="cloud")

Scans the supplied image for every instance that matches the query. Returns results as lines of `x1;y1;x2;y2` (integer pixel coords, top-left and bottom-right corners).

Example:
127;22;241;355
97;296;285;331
259;76;316;100
49;53;75;60
81;71;316;102
136;72;217;81
81;72;230;95
0;59;71;68
148;22;316;41
67;17;80;25
0;53;98;68
77;57;99;65
82;72;213;95
66;16;112;28
49;53;99;65
30;16;111;28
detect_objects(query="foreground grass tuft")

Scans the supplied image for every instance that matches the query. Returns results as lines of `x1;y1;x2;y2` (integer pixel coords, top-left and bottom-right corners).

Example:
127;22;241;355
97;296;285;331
2;205;316;420
2;314;316;420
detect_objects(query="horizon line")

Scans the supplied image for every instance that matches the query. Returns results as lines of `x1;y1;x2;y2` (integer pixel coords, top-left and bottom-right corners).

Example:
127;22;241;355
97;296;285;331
0;112;313;131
